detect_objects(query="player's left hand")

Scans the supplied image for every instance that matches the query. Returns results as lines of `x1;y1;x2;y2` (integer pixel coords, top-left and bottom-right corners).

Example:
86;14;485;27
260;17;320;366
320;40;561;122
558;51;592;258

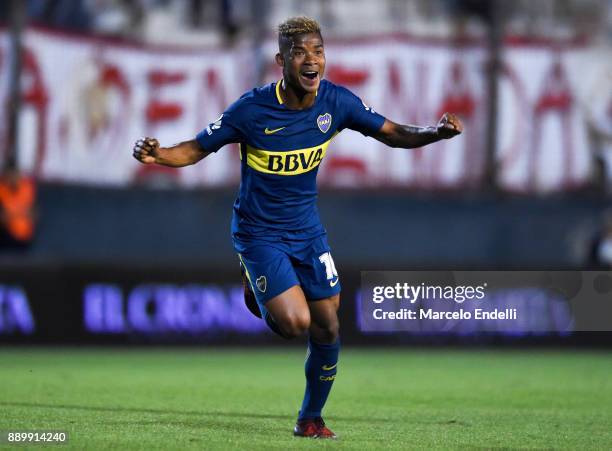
436;113;463;139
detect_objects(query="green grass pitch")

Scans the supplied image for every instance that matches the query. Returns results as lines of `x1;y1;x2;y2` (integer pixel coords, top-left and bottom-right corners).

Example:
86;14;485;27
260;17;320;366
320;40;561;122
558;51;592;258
1;348;611;450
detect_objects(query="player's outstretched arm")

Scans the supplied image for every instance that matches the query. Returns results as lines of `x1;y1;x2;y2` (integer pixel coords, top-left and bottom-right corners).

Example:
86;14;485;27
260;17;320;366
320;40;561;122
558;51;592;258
372;113;463;149
132;137;210;167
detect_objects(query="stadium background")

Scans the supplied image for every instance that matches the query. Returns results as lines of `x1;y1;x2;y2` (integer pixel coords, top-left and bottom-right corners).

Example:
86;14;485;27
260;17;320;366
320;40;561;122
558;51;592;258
1;0;611;345
0;1;611;449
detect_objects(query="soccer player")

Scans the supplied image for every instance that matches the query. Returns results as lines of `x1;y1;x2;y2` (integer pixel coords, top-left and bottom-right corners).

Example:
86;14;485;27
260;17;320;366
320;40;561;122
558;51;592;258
133;16;462;439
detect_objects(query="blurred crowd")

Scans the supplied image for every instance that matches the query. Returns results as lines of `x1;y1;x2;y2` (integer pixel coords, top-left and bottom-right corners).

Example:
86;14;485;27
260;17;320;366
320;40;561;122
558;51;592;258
2;0;609;45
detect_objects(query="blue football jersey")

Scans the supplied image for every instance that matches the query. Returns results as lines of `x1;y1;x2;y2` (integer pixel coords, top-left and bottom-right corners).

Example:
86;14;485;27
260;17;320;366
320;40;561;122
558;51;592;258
195;79;386;240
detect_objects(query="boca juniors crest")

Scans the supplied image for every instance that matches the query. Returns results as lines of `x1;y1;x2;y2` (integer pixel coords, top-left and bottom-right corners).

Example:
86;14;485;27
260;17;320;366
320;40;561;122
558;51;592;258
256;276;267;293
317;113;332;133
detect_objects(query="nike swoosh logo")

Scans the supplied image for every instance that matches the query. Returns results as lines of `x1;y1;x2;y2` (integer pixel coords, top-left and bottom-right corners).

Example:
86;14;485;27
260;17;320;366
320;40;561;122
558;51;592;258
330;278;339;287
264;127;285;135
322;363;337;371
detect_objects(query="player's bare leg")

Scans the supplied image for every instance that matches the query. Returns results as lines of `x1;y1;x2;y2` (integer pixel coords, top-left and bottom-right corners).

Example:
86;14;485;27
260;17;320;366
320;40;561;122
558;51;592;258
263;285;311;338
246;285;340;343
293;294;340;439
308;294;340;344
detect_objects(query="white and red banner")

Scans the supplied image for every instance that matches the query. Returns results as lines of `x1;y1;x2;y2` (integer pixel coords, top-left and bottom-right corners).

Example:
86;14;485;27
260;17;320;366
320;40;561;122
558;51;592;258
0;28;603;192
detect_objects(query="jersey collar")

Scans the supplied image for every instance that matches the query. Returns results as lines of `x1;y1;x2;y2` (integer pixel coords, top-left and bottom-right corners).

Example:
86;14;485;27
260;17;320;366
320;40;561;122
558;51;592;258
275;79;318;105
275;79;284;104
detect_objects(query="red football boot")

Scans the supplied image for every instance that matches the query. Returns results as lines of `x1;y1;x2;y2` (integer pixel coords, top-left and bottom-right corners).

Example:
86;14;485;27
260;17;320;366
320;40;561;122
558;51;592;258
293;417;337;439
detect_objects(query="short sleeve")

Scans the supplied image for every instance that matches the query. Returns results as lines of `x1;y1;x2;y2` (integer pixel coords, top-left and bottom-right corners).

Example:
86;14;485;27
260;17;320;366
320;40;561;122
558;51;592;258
338;87;386;136
195;99;246;152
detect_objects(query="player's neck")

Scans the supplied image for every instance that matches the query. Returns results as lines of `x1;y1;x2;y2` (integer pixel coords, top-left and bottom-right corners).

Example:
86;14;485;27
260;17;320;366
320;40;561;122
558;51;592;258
280;79;316;110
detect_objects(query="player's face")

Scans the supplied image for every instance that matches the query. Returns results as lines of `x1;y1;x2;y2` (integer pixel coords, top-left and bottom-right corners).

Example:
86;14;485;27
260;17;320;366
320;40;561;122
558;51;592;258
278;33;325;94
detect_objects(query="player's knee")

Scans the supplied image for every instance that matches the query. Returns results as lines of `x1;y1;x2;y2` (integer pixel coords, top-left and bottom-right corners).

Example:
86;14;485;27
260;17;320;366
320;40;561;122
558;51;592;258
314;317;340;344
279;312;311;339
310;314;340;344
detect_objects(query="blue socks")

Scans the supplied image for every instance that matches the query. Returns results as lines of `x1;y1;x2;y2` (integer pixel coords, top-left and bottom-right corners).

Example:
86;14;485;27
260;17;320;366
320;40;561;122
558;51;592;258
298;337;340;420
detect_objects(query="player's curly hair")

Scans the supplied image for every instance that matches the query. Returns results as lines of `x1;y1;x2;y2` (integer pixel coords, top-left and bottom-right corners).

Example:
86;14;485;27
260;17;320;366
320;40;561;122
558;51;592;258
278;16;321;41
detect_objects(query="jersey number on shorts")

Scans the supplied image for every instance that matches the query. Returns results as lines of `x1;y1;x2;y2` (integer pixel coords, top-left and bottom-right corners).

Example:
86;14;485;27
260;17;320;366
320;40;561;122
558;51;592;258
319;252;338;280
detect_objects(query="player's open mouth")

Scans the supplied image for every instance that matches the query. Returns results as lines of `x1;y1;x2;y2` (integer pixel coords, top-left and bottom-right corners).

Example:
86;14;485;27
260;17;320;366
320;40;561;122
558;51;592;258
300;70;319;86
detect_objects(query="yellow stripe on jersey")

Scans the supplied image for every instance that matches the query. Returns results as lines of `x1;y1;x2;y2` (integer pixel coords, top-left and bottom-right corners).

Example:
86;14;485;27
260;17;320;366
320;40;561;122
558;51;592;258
245;134;336;176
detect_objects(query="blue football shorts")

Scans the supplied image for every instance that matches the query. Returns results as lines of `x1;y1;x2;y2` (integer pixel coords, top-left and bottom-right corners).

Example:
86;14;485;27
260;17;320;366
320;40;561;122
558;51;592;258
234;233;341;308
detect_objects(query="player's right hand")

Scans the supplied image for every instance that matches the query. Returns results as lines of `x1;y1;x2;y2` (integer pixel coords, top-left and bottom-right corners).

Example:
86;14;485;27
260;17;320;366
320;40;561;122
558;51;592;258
133;137;159;164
